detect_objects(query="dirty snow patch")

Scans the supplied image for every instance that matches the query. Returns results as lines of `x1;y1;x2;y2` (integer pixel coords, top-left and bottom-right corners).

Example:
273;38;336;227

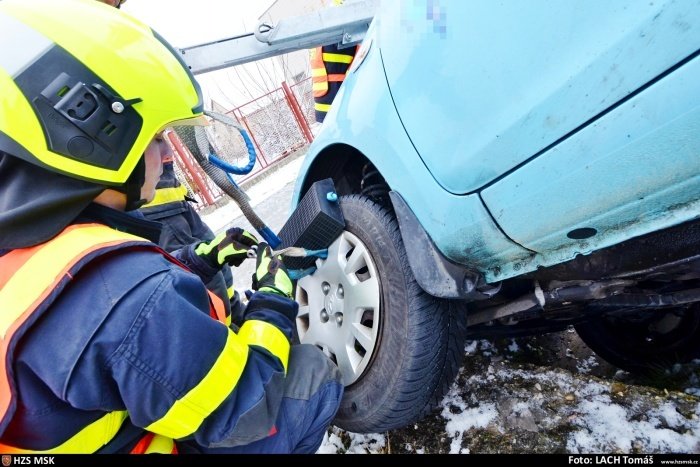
317;430;345;454
576;356;600;374
507;340;520;353
317;427;386;454
441;382;498;454
464;341;478;354
567;396;700;453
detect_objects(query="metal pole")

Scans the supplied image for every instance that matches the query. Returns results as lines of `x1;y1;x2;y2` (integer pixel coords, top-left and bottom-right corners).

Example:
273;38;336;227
282;81;314;143
180;0;378;75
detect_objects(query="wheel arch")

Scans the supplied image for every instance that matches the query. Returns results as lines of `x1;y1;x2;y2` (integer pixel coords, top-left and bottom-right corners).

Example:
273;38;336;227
297;143;373;201
295;144;493;300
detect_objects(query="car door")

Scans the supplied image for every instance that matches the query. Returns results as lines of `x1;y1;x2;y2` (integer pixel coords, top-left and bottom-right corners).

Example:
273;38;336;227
379;0;700;195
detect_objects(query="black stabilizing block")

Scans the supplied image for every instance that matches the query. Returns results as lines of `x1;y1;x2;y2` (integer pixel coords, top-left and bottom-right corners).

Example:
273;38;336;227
278;178;345;270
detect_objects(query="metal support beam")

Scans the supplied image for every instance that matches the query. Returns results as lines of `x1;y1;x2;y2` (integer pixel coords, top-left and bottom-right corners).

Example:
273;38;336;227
180;0;378;75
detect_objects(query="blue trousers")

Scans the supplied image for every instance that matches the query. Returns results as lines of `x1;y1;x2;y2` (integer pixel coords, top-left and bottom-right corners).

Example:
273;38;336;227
181;345;343;454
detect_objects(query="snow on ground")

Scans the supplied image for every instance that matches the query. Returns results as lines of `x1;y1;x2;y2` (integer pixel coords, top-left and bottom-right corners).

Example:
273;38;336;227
319;338;700;454
441;388;498;454
200;155;305;233
567;397;700;453
318;429;387;454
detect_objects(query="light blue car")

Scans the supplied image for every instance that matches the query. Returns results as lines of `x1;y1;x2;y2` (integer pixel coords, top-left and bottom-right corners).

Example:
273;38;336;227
291;0;700;433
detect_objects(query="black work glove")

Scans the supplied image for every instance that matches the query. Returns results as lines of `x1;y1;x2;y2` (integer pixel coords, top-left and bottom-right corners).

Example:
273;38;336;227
195;227;258;268
251;243;293;298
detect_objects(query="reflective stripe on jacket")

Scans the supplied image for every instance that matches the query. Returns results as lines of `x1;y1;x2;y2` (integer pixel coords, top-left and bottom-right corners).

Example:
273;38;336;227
0;223;225;453
310;44;357;98
310;43;358;122
0;222;290;453
144;185;189;209
140;162;188;214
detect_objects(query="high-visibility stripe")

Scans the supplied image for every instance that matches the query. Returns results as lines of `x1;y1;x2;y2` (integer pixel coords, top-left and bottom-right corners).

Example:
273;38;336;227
314;102;332;112
313;73;345;84
0;13;53;76
141;185;188;208
238;320;290;373
310;46;328;97
322;52;354;64
0;223;230;452
224;287;235;327
0;224;145;339
129;432;155;454
144;434;177;454
0;224;147;434
313;85;328;97
0;247;36;291
0;411;128;454
144;330;249;439
130;432;177;454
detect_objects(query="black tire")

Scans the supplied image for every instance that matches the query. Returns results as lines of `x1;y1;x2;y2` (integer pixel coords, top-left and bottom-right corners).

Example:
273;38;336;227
575;304;700;376
332;195;468;433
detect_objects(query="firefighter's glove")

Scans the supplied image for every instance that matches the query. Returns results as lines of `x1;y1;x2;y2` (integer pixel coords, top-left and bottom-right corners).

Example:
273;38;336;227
252;243;293;298
195;227;259;268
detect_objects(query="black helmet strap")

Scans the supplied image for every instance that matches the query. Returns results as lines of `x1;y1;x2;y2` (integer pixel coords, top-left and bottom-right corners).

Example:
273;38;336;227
120;156;146;211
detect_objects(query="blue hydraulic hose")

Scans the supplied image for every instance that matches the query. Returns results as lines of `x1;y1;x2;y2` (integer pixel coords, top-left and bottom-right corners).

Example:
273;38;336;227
204;125;281;248
288;267;317;281
208;127;256;175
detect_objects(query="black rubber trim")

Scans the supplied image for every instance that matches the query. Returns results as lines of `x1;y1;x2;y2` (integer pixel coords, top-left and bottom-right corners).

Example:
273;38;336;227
389;191;497;299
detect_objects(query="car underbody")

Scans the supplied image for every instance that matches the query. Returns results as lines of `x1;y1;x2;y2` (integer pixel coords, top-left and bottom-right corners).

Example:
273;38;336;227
467;216;700;339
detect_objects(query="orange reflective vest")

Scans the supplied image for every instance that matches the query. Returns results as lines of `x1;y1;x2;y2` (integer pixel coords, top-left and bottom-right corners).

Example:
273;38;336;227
310;45;357;98
0;223;226;454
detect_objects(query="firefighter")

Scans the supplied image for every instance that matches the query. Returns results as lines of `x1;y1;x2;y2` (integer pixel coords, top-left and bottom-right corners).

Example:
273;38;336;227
138;133;245;326
310;0;358;123
0;0;342;454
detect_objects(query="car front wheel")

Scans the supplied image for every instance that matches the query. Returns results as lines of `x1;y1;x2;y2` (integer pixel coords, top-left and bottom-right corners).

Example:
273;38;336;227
296;195;467;433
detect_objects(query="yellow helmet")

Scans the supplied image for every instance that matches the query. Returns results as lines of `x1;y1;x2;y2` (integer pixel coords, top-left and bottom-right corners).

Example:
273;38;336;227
0;0;206;186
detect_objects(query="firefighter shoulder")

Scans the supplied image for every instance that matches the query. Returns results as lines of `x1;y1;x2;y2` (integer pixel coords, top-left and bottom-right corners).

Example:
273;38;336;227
0;0;341;454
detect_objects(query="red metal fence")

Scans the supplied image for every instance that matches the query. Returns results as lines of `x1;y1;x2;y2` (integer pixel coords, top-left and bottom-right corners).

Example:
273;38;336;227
170;77;316;209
